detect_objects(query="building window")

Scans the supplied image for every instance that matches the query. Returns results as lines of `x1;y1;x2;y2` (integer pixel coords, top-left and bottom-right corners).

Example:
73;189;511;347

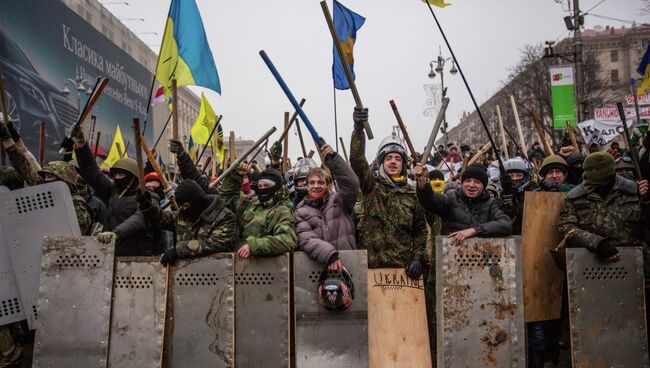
610;49;619;62
610;69;619;83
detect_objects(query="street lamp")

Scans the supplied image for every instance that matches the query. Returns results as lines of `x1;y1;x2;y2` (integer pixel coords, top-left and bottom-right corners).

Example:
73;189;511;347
428;48;457;145
62;76;92;110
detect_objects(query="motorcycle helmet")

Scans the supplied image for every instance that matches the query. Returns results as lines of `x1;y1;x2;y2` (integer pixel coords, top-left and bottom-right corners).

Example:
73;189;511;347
317;266;355;312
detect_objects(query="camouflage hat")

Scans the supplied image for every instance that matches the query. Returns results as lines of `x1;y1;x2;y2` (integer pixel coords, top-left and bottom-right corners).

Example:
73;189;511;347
38;161;78;186
110;158;139;178
540;155;568;177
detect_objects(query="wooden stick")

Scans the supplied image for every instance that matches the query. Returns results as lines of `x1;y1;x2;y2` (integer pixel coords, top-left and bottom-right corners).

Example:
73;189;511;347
495;105;510;160
320;0;373;140
93;131;101;159
132;118;145;191
389;100;418;161
466;142;492;167
283;112;289;172
194;115;223;165
0;64;9;166
116;142;124;158
530;111;554;155
39;121;46;166
510;95;528;156
565;120;580;153
294;117;308;158
211;131;218;179
199;156;212;176
229;131;236;163
420;97;450;166
140;133;178;210
171;79;178;140
123;141;131;157
307;150;315;159
89;115;97;147
248;139;267;164
339;137;349;163
277;98;307;143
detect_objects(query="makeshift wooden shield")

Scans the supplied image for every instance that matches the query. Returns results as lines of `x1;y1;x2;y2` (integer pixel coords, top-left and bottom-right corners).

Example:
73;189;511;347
566;247;649;367
293;250;368;368
235;254;290;367
108;257;167;368
368;268;431;368
169;254;234;368
436;236;525;368
33;236;115;368
522;191;565;322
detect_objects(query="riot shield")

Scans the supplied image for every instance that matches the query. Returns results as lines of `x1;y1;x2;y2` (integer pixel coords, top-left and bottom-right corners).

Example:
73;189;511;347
368;268;432;368
566;247;649;367
293;250;368;368
33;236;115;368
0;223;25;326
522;192;565;322
436;236;525;367
108;257;166;368
169;254;234;368
0;181;81;328
235;254;290;368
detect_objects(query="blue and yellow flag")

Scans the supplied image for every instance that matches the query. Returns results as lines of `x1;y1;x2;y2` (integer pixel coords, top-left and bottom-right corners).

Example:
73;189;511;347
422;0;452;8
215;123;226;169
332;0;365;90
156;0;221;99
190;93;217;146
637;43;650;95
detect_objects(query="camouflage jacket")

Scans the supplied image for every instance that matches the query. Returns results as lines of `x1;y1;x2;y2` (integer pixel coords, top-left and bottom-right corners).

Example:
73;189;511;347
559;175;649;250
220;172;297;257
5;144;93;235
156;195;237;258
350;127;427;268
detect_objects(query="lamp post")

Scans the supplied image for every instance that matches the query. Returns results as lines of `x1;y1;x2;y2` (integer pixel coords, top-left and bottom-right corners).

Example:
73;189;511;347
428;47;457;146
62;76;93;111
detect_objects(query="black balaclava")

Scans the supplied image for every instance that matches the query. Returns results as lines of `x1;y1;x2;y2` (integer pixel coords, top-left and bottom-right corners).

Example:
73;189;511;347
256;168;283;203
175;179;209;219
112;169;136;193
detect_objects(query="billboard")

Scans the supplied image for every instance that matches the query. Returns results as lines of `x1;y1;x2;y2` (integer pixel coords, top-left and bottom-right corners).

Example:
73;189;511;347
0;0;153;161
549;66;577;129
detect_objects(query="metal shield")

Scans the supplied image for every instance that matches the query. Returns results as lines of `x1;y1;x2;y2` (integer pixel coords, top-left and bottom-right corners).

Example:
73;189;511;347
0;223;25;326
293;250;368;368
0;181;81;328
108;257;166;368
235;254;290;368
436;236;525;368
566;247;649;367
170;254;234;368
33;236;115;368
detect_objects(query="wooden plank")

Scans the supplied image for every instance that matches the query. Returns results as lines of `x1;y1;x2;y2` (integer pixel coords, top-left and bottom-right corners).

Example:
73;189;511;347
368;268;431;368
522;192;565;322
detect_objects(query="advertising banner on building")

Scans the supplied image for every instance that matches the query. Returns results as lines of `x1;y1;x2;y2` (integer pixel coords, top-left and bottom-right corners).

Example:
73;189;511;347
577;118;634;145
549;66;577;129
0;0;153;161
594;107;650;120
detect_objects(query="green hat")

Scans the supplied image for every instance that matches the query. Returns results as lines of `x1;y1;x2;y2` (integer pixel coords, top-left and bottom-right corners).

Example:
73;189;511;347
110;158;139;179
582;152;615;188
38;161;78;186
540;155;568;177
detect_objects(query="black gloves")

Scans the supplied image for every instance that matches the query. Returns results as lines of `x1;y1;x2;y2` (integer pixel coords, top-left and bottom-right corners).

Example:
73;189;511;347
0;123;10;140
405;256;423;280
595;239;619;260
540;179;561;192
136;189;153;210
353;107;368;130
70;124;85;145
169;139;185;155
326;252;340;266
6;122;20;142
160;248;178;266
270;141;282;163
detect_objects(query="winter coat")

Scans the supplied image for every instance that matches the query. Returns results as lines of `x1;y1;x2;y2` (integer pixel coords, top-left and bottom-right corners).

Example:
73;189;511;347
76;144;158;256
176;151;218;194
350;127;428;268
220;172;297;257
154;195;238;258
416;183;513;237
294;153;360;264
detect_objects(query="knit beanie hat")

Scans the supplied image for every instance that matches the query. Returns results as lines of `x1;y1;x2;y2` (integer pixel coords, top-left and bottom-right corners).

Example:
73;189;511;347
461;164;488;187
582;152;615;188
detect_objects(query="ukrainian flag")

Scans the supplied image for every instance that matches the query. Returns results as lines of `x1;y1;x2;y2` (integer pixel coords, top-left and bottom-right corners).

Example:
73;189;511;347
156;0;221;97
332;0;365;90
637;43;650;95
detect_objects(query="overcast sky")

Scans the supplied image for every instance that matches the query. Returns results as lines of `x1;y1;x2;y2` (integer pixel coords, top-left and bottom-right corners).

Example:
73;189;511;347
112;0;645;160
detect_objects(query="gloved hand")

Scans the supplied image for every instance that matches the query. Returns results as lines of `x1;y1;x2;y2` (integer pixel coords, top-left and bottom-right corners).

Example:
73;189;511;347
160;248;178;266
353;107;368;129
169;139;185;155
70;124;85;145
6;121;20;142
97;232;116;244
270;140;282;162
540;179;561;192
595;239;619;260
137;189;153;210
405;256;423;280
0;123;11;140
164;187;175;199
500;173;512;193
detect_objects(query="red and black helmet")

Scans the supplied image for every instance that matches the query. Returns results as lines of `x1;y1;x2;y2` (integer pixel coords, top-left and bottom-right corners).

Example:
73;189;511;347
317;266;355;312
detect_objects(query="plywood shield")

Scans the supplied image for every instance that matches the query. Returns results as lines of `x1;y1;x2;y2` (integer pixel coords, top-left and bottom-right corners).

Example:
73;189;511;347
33;236;115;368
0;181;81;328
436;236;525;368
108;258;166;368
170;254;234;368
522;192;565;322
566;247;649;367
368;268;431;368
293;250;368;368
0;223;25;326
235;254;290;368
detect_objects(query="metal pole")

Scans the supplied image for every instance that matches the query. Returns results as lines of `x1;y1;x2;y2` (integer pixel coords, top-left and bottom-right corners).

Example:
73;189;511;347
440;61;449;146
495;105;510;160
194;115;223;166
294;117;308;158
573;0;584;122
420;97;450;166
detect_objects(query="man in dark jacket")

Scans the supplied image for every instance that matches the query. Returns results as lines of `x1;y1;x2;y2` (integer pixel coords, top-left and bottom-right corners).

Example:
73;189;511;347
294;144;359;271
71;125;159;256
156;180;238;265
413;163;512;242
168;138;218;194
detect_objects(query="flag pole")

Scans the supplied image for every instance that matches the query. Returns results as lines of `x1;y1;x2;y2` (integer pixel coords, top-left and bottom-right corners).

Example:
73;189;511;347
424;1;505;172
320;0;373;140
333;86;339;151
283;112;289;172
339;137;349;163
194;115;223;166
171;79;178;140
93;131;101;159
153;113;172;150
